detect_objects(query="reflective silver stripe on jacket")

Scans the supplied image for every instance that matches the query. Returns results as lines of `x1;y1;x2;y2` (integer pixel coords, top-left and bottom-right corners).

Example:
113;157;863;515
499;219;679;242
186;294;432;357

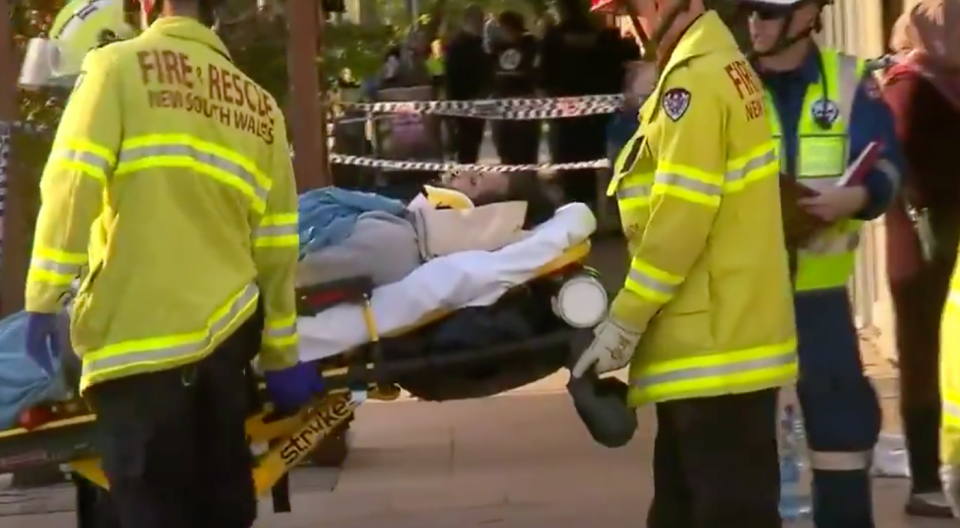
254;223;298;239
654;172;723;197
117;145;269;203
726;148;777;184
82;283;260;374
632;352;796;390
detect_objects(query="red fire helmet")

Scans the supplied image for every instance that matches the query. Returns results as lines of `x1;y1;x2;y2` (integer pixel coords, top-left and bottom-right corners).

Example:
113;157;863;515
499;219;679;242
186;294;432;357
590;0;619;13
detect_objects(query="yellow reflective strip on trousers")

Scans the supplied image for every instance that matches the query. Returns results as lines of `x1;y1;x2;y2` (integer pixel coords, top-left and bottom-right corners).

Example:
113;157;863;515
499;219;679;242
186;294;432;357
628;339;797;402
79;283;260;391
114;135;271;212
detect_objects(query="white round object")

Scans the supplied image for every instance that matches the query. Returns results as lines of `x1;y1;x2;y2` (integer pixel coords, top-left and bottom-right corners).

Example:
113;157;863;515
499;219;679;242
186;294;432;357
554;275;608;328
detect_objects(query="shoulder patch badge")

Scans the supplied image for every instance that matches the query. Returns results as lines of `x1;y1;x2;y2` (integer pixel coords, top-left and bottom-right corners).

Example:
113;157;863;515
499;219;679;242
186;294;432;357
661;88;691;121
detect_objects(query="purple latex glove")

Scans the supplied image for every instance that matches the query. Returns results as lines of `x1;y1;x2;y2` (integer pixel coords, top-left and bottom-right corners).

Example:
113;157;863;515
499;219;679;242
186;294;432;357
25;313;61;375
263;362;324;412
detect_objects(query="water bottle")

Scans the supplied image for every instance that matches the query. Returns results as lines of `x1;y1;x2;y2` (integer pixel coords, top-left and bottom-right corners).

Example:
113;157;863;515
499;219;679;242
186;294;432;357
778;387;813;523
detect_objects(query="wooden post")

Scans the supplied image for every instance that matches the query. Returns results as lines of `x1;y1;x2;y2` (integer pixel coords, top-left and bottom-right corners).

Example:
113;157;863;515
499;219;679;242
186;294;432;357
0;0;30;317
288;0;330;191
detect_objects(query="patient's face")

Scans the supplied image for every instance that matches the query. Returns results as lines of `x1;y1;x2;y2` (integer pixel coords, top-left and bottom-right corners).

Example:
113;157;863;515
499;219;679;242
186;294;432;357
446;171;509;198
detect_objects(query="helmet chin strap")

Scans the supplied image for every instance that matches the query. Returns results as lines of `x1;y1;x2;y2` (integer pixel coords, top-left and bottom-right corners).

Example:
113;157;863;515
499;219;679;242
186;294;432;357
616;0;691;62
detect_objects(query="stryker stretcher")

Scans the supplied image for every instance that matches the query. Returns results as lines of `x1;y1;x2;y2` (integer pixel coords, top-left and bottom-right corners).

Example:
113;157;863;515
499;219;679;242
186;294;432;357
0;203;605;522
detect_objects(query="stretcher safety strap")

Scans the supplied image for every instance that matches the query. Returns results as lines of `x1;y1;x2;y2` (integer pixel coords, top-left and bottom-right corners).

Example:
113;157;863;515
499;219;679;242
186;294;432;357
340;94;625;120
82;283;260;388
115;135;272;213
630;339;798;401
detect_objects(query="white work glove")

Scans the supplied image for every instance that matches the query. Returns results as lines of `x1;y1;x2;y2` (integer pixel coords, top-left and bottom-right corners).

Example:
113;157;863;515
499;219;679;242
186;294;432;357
571;317;643;378
941;464;960;518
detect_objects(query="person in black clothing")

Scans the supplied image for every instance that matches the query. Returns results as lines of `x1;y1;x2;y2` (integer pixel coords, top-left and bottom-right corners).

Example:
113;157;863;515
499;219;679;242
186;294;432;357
540;0;625;206
489;11;540;167
444;4;489;163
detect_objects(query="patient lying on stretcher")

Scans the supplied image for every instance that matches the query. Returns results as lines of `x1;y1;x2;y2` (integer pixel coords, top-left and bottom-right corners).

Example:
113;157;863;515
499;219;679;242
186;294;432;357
296;174;560;289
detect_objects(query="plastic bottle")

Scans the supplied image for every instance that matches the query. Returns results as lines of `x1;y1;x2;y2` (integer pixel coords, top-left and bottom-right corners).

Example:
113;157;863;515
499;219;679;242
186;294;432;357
778;387;813;523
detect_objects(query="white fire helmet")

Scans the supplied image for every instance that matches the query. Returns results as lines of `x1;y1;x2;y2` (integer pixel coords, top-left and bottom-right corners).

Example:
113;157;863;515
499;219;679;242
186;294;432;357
19;0;136;90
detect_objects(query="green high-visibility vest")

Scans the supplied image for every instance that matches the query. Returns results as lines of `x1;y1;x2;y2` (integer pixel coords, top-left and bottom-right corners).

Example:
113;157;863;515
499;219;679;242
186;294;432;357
765;49;866;292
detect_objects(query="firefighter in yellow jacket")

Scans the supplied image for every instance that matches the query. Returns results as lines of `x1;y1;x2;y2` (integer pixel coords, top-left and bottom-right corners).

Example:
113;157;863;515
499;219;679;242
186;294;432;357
572;0;796;524
21;1;323;526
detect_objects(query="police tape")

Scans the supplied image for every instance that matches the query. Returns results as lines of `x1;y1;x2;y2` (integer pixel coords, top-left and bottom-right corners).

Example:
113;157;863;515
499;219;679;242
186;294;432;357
329;154;610;172
340;94;626;120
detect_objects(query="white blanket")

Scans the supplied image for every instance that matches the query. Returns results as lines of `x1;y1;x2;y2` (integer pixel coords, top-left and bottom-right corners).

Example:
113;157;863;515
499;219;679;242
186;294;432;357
297;203;597;362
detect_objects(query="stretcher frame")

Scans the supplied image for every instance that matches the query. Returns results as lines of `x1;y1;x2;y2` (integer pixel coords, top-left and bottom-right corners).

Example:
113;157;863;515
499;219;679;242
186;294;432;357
0;240;592;499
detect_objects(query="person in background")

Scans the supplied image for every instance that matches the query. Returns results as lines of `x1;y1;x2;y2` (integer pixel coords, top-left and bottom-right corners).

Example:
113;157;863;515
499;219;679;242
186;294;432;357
427;38;445;89
488;11;541;168
540;0;609;207
445;4;490;164
882;0;960;518
744;0;903;526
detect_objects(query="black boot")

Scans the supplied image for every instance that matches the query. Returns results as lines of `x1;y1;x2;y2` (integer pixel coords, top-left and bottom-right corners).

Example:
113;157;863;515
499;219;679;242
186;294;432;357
903;406;953;518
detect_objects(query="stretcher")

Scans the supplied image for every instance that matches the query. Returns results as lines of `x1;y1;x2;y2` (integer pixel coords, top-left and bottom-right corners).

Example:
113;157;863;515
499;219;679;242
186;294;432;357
0;206;604;521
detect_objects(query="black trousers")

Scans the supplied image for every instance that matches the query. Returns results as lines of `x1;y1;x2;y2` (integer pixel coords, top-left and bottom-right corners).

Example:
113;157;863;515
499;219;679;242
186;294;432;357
648;388;782;528
549;116;607;206
452;117;485;163
492;120;540;166
88;312;263;528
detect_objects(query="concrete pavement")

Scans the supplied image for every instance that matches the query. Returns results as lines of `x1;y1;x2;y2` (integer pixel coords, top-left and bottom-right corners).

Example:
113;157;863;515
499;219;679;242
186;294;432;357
0;380;950;528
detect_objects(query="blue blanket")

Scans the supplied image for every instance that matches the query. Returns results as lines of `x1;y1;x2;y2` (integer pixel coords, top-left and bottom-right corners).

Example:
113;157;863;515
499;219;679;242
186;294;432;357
0;312;69;428
0;187;409;428
298;187;407;257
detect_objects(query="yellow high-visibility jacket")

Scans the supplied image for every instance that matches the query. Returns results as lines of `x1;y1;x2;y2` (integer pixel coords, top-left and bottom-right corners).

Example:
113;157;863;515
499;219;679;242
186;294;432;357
940;273;960;464
25;17;300;393
607;11;797;406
